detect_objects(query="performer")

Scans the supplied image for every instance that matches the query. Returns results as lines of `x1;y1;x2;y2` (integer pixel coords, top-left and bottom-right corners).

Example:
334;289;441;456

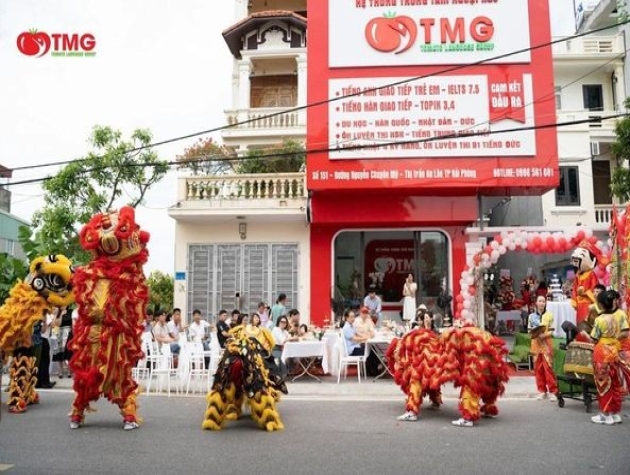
581;290;627;425
69;206;149;431
528;295;558;401
402;274;418;323
388;321;509;427
202;317;286;432
570;241;604;328
392;313;442;422
0;255;74;414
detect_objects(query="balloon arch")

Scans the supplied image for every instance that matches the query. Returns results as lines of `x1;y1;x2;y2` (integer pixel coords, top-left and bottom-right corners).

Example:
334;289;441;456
455;228;612;325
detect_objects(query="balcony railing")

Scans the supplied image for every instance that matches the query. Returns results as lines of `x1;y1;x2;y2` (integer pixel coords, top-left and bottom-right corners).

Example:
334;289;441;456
594;204;620;226
552;35;624;56
556;109;618;131
225;107;305;131
181;173;306;202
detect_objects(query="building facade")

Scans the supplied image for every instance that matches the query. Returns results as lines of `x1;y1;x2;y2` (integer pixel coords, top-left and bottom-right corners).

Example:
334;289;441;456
170;0;624;324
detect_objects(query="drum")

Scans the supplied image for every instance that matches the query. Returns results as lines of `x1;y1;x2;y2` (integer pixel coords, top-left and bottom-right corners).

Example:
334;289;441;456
563;341;594;375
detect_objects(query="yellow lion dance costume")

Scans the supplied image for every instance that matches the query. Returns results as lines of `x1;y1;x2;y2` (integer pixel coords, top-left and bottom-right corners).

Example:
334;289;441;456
68;206;149;430
202;323;286;432
388;324;509;427
0;255;74;413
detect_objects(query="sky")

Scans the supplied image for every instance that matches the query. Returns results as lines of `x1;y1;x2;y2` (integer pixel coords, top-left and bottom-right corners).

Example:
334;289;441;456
0;0;580;275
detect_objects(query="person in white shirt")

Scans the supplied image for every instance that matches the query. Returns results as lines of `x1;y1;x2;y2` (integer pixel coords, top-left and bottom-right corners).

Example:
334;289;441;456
188;309;211;351
363;287;383;327
271;316;297;378
167;308;183;340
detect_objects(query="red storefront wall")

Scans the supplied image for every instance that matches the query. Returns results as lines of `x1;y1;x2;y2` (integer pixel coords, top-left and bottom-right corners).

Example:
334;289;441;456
309;193;476;325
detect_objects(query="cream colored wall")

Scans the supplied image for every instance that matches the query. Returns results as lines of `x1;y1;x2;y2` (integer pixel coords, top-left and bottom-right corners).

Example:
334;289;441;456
173;220;311;324
554;70;616;111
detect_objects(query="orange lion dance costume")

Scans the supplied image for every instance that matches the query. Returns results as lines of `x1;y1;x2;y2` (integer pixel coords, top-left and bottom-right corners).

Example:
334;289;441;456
0;255;74;413
388;325;510;427
69;206;149;430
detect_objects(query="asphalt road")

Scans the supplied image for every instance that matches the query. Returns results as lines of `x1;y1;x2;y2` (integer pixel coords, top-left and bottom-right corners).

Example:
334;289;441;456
0;391;628;475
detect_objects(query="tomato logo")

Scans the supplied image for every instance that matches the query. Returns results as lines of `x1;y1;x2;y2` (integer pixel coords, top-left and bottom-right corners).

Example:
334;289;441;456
16;29;51;57
365;13;417;55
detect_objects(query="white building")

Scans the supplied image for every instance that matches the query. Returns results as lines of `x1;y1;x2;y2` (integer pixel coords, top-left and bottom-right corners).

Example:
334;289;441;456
169;0;626;321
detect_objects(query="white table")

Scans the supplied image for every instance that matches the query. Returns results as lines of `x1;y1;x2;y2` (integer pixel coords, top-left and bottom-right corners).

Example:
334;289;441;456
547;301;576;338
367;335;395;381
281;340;327;382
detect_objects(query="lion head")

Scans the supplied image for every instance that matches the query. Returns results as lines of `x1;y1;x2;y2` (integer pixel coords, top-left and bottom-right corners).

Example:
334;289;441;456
79;206;150;262
25;254;74;308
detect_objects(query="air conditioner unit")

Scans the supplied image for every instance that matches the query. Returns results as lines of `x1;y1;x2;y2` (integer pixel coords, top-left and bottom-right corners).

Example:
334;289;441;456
590;141;600;157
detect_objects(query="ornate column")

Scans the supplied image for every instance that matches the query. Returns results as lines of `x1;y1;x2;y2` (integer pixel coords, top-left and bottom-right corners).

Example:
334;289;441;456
238;59;252;112
296;54;307;125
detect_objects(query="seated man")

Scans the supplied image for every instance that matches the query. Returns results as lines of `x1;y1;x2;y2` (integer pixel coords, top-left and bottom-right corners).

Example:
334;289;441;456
342;309;368;356
188;309;211;351
152;310;179;367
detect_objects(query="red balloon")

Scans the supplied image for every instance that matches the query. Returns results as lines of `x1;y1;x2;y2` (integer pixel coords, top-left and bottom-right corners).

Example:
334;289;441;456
588;236;597;244
533;236;542;248
576;230;585;241
473;254;481;265
558;237;567;247
546;236;555;248
495;236;503;244
468;286;476;296
456;295;463;303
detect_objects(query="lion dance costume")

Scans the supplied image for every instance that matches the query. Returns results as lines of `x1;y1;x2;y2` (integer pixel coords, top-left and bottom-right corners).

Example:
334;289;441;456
202;324;286;432
387;324;509;426
69;206;149;430
0;255;74;413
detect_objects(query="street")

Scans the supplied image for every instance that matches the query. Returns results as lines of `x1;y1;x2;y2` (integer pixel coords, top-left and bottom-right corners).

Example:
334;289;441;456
0;390;628;475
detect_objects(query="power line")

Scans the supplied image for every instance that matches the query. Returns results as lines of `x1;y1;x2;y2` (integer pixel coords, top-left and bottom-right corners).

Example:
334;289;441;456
4;112;628;188
8;17;630;174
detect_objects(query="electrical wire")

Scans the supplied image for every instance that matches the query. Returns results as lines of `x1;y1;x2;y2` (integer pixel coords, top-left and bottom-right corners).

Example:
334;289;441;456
3;112;629;188
7;17;630;175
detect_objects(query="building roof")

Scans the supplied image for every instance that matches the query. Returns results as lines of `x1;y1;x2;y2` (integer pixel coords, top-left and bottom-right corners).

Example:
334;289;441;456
0;164;12;178
222;10;307;58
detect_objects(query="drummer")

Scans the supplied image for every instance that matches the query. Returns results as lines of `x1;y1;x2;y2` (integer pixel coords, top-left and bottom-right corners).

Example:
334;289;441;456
528;295;558;401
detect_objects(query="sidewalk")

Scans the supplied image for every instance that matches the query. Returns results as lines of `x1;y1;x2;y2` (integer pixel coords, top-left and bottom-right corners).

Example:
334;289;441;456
4;372;539;400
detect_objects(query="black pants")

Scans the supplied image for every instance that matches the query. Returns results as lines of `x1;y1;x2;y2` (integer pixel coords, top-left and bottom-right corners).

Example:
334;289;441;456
36;339;52;387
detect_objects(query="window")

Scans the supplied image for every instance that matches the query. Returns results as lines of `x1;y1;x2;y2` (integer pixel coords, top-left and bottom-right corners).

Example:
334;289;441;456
592;160;612;205
555;166;580;206
582;84;603;111
554;86;562;110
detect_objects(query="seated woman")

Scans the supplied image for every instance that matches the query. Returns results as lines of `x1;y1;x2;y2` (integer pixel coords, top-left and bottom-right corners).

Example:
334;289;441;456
297;324;310;339
271;316;296;378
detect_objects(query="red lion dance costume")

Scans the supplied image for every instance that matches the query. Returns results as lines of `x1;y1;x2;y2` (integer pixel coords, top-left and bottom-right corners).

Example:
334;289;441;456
388;324;509;427
69;206;149;430
0;255;74;413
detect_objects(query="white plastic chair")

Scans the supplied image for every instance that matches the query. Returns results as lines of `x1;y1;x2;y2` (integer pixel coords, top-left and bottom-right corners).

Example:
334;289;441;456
146;343;179;397
133;333;156;382
337;335;368;384
185;343;211;395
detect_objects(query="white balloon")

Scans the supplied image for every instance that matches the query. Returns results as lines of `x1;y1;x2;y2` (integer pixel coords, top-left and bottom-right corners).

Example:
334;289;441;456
522;241;528;250
514;237;522;246
491;249;500;260
466;276;474;286
490;241;499;250
498;245;507;255
508;243;516;251
500;231;509;239
596;241;604;249
481;253;490;261
463;300;471;309
585;229;593;238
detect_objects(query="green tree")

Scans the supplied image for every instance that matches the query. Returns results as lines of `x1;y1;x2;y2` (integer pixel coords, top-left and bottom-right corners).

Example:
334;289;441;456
147;270;174;314
0;253;28;303
611;98;630;201
176;137;234;175
27;125;168;264
237;139;305;174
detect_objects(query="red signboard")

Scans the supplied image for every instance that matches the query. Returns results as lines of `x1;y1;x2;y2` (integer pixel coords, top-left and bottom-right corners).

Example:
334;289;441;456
307;0;558;194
